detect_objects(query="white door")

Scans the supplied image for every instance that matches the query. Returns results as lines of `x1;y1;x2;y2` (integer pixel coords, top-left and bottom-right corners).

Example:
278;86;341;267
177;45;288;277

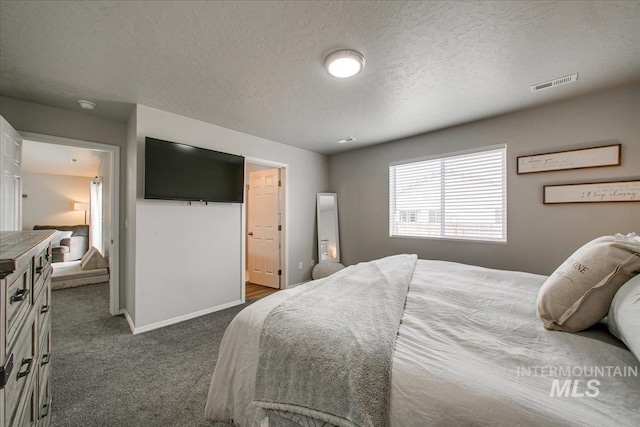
248;168;281;288
0;116;22;231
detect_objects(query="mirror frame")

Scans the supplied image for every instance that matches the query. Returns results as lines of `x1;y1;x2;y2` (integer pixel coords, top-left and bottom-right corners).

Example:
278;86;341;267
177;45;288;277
316;192;340;263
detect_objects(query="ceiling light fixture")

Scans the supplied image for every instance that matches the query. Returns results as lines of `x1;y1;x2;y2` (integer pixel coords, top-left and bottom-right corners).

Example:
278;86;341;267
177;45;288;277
324;50;365;78
78;100;96;110
70;158;78;164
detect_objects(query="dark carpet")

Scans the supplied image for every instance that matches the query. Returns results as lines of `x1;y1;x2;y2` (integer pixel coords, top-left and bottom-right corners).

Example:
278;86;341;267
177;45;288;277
51;283;247;426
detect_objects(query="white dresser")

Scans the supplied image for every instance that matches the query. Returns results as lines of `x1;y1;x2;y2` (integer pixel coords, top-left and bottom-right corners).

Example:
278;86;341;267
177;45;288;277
1;230;55;427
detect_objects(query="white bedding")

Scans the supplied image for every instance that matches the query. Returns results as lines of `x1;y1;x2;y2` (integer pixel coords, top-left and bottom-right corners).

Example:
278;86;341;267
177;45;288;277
205;260;640;426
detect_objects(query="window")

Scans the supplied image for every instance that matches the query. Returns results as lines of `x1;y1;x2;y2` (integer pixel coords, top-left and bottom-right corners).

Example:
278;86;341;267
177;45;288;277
389;145;506;242
398;210;418;223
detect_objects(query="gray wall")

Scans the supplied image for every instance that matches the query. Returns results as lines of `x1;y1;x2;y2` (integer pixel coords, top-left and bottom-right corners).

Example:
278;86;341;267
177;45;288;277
329;84;640;276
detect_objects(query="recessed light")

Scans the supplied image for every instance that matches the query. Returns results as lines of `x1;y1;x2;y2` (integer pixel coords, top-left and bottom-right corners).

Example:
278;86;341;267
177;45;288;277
324;50;365;78
70;158;78;164
78;100;96;110
336;137;356;144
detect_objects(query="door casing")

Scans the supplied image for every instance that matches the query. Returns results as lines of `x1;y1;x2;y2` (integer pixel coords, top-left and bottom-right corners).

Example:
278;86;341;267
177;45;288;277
242;157;287;302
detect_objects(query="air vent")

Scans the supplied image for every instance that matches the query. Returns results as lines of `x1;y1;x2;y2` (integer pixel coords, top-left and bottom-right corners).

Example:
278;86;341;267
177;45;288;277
530;73;578;93
336;137;356;144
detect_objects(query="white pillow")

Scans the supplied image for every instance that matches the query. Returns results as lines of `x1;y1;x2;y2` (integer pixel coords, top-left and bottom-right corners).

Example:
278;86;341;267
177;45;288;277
608;274;640;361
537;233;640;332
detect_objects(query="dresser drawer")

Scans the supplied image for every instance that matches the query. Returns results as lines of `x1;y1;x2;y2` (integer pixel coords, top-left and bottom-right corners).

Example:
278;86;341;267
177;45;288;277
38;322;51;383
33;265;50;307
35;283;51;347
37;347;51;427
37;395;52;427
10;374;37;427
32;245;50;298
6;262;32;352
4;315;36;427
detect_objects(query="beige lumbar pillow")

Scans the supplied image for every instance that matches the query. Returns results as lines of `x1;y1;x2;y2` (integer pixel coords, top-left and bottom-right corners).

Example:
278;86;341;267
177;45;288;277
537;233;640;332
80;246;109;270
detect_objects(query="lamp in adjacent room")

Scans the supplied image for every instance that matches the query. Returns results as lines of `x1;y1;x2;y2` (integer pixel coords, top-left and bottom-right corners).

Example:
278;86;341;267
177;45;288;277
73;202;89;225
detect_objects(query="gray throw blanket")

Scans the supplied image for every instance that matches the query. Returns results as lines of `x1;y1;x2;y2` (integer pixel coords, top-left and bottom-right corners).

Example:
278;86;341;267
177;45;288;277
253;254;418;427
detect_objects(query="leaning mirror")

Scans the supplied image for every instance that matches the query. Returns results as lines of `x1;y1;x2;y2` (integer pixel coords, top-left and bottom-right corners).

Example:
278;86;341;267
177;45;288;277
317;193;340;263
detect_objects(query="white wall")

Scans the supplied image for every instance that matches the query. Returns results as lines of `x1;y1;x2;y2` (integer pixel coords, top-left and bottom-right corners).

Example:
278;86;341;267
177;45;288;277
131;105;328;330
22;172;92;230
329;84;640;276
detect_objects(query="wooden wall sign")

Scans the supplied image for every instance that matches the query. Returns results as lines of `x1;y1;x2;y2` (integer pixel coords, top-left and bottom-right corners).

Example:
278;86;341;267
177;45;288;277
543;180;640;204
517;144;620;174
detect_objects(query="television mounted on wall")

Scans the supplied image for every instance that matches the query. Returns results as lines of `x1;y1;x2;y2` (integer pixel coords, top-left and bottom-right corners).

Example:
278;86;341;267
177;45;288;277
144;137;244;203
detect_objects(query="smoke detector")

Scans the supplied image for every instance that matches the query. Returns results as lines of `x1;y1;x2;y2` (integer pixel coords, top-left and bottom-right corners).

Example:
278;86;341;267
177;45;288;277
531;73;578;93
78;100;96;110
336;137;356;144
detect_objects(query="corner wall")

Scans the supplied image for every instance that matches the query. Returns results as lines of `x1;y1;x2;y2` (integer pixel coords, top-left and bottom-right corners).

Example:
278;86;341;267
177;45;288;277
329;84;640;275
132;105;328;329
124;107;137;319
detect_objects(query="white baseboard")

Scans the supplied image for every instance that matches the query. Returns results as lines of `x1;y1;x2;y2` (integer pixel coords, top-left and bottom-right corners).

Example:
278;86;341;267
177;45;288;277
126;300;243;335
286;281;308;289
120;309;136;334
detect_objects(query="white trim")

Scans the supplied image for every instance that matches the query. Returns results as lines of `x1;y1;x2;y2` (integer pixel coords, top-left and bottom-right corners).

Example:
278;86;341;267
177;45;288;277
19;131;121;315
128;300;243;334
389;143;507;167
244;157;289;290
286;281;309;289
121;309;135;334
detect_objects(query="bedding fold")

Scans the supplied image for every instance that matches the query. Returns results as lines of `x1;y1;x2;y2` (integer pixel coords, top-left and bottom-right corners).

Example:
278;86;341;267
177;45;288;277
253;254;417;427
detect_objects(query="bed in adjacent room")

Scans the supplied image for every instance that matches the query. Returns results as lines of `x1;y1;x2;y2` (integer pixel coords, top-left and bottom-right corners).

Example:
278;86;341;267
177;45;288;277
205;249;640;426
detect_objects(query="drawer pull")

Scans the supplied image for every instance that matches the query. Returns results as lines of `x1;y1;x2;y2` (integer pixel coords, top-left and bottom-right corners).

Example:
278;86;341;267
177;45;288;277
36;266;44;274
41;353;51;366
0;354;13;389
41;305;50;314
40;402;50;418
45;253;51;261
16;357;33;379
10;288;29;304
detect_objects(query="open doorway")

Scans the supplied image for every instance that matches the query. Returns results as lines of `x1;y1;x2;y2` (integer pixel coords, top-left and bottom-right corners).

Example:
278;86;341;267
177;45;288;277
20;132;120;315
244;160;286;301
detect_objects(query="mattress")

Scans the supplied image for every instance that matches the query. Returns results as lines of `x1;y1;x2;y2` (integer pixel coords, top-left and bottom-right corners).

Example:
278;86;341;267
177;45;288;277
205;259;640;426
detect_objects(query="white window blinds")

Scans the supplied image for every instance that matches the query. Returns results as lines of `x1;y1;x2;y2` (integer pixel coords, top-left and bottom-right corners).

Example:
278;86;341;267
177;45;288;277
389;145;506;242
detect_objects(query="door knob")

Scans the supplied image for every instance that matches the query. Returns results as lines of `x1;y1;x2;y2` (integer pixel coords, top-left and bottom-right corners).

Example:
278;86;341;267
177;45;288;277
248;232;254;236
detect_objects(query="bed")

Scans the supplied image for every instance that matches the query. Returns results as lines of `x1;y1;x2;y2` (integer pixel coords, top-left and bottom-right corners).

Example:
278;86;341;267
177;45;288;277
205;257;640;426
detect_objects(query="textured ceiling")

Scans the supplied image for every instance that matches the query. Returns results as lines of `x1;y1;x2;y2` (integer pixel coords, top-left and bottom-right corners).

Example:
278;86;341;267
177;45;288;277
1;1;639;155
22;140;102;177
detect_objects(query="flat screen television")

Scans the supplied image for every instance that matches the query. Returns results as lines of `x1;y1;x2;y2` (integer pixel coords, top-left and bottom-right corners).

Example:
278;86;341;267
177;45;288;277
144;137;244;203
